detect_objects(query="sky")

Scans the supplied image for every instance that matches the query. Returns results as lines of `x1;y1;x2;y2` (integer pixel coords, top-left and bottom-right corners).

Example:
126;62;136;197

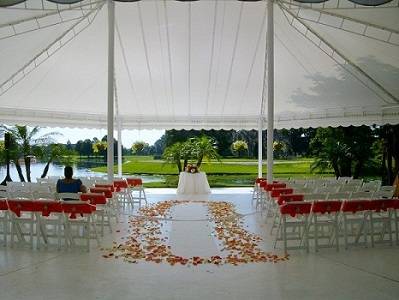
39;127;165;147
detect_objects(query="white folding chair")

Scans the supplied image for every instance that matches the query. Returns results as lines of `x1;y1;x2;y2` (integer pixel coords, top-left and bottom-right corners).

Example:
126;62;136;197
0;198;8;246
350;191;374;200
303;193;328;201
326;192;351;200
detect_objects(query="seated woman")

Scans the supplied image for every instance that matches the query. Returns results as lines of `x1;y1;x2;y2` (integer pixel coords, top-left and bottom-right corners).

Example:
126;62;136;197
56;166;87;195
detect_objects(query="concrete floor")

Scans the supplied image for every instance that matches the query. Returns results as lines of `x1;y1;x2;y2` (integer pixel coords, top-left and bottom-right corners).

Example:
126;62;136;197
1;188;399;300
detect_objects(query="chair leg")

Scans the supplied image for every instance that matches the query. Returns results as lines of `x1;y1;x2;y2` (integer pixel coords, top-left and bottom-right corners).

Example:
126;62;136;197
283;216;288;255
370;213;375;248
343;215;348;250
394;210;399;246
335;215;339;252
314;215;319;252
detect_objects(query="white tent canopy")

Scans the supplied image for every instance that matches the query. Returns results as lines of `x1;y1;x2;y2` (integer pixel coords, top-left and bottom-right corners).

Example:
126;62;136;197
1;0;398;130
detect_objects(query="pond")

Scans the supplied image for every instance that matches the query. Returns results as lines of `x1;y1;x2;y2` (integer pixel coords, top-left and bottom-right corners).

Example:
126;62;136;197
0;162;165;183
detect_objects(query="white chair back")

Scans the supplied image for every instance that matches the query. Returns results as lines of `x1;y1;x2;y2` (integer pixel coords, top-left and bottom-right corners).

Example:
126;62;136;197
303;193;328;201
57;193;80;200
379;185;395;193
326;192;351;200
373;190;394;199
350;191;374;200
33;191;56;200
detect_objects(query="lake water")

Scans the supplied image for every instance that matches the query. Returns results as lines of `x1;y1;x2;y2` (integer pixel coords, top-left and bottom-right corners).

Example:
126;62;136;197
0;162;164;183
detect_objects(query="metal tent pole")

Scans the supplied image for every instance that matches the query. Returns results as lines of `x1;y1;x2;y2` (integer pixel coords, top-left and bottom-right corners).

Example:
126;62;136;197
118;119;122;177
258;117;263;178
107;0;115;181
117;119;122;178
266;0;274;182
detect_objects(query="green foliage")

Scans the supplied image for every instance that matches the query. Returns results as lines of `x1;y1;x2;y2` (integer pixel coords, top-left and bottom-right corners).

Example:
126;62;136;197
231;140;248;157
163;142;184;173
131;141;149;155
310;126;375;178
92;141;107;154
273;141;287;159
162;136;219;172
0;140;4;164
0;125;60;182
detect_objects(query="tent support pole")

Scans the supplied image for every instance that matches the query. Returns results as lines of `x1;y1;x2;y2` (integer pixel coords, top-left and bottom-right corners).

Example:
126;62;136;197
107;0;115;182
266;0;274;182
258;118;263;178
117;119;122;178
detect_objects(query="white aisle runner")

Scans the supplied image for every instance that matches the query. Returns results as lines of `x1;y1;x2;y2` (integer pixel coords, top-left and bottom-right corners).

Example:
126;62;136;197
169;202;219;258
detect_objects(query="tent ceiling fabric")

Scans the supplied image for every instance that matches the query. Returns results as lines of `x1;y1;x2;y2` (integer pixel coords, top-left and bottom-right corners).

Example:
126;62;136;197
0;0;398;130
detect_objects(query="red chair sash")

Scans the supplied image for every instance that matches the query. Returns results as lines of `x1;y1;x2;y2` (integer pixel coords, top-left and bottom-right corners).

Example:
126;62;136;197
312;200;342;214
7;200;37;217
90;187;113;198
341;200;370;213
94;184;115;192
270;188;294;198
265;183;286;191
280;202;312;217
126;178;143;187
0;200;8;210
113;180;128;190
277;194;304;205
61;202;96;219
81;193;107;205
369;199;396;212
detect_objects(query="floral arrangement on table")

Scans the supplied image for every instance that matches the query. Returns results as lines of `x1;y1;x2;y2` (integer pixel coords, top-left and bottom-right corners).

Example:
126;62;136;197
185;164;199;174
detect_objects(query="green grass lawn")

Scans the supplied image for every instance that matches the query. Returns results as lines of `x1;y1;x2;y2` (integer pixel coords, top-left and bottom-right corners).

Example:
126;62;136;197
91;156;334;187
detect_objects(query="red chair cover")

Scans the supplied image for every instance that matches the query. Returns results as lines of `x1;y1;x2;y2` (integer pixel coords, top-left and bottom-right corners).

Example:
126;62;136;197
89;187;113;198
270;188;294;198
280;202;312;217
265;183;286;191
126;178;143;187
369;199;396;212
113;180;128;190
312;200;342;214
81;193;107;205
255;178;267;184
61;202;96;219
341;200;371;213
36;200;63;217
7;200;37;217
0;199;8;210
277;194;304;205
94;184;115;192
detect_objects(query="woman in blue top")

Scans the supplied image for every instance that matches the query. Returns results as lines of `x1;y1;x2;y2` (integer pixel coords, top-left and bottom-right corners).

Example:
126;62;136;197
56;166;87;194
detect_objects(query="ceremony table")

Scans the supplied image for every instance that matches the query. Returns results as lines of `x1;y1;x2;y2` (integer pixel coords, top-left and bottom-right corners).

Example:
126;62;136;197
176;172;211;195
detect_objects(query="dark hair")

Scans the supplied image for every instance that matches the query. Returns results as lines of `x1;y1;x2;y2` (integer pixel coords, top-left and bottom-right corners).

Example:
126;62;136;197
64;166;73;179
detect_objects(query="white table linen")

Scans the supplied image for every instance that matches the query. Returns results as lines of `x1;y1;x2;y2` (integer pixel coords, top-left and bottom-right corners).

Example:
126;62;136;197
176;172;211;195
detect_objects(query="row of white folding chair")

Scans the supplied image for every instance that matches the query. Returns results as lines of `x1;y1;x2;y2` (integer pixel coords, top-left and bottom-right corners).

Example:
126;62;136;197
302;190;395;201
5;182;54;193
6;190;57;200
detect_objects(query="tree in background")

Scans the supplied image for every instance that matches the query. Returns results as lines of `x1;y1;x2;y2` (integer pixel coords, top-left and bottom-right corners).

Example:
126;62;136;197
0;125;59;182
35;143;76;178
131;141;149;155
92;140;107;161
163;142;184;173
231;140;248;158
379;124;399;185
191;136;219;167
273;141;287;159
310;126;374;178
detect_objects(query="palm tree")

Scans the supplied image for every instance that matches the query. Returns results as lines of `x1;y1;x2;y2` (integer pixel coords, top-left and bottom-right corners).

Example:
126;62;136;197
163;142;183;173
0;125;60;182
192;136;219;167
35;143;74;178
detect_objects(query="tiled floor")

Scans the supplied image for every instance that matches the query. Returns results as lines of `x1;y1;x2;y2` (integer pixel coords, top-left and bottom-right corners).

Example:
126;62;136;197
1;188;398;300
